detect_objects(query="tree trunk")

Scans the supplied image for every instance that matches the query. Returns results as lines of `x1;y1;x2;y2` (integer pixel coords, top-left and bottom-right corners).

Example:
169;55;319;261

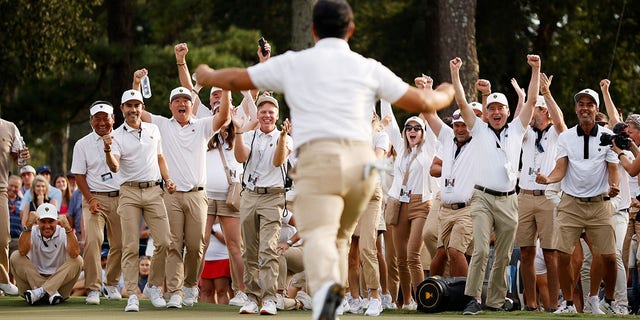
107;0;134;126
437;0;478;115
291;0;316;50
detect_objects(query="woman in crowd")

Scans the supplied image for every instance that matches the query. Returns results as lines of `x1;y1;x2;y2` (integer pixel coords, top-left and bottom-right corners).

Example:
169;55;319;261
53;175;73;228
20;175;58;226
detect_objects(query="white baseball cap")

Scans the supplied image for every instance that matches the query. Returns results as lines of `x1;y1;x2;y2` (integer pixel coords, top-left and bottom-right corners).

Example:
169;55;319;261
574;89;599;108
404;116;426;130
535;95;547;108
169;87;193;103
452;110;464;124
486;93;508;108
210;86;222;95
469;102;483;113
121;90;144;104
37;203;58;221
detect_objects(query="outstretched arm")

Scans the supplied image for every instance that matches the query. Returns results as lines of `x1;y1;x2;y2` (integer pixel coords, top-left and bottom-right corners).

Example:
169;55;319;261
600;79;622;126
540;73;567;133
450;57;476;129
518;54;541;128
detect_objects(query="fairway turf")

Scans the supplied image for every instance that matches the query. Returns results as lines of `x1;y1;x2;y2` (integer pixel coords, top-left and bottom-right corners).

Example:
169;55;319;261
0;296;636;319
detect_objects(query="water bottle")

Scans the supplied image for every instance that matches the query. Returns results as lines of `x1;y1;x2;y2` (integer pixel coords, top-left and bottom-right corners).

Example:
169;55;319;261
17;137;27;167
141;75;152;98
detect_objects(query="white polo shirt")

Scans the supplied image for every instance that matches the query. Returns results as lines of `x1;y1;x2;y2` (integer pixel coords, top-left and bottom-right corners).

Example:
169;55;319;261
27;225;68;275
519;125;560;190
70;131;120;192
242;129;293;188
247;38;408;149
470;117;526;192
436;127;475;204
111;122;163;183
557;125;618;197
150;114;215;191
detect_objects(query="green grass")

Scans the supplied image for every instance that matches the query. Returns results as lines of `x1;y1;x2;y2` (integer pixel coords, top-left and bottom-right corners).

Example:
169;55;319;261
0;296;636;319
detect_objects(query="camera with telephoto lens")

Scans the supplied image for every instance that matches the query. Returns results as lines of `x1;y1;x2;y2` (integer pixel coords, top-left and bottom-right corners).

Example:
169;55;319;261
599;122;631;150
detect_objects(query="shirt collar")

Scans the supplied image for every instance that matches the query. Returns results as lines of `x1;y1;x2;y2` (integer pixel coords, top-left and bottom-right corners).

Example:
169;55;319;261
315;38;351;51
577;125;598;137
169;117;195;126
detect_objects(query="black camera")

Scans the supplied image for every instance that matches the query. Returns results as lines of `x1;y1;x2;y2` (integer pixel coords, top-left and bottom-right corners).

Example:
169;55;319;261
599;122;632;150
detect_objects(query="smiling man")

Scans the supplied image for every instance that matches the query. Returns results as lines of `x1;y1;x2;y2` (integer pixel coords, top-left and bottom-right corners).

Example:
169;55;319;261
451;55;540;315
134;68;230;309
70;101;123;305
10;203;82;305
103;89;175;312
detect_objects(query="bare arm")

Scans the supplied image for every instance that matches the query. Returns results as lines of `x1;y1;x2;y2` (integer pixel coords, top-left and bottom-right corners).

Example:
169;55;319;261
175;43;195;91
518;54;541;128
195;66;257;92
430;156;443;178
476;79;491;117
607;161;621;197
540;73;567;133
213;90;232;132
102;135;120;173
510;78;526;118
58;215;80;258
75;174;104;215
157;154;175;193
392;83;454;115
18;212;37;256
600;79;622;126
535;157;568;184
449;57;476;129
273;119;291;167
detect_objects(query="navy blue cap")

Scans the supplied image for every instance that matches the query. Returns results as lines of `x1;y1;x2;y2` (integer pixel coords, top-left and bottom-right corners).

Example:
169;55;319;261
36;165;51;175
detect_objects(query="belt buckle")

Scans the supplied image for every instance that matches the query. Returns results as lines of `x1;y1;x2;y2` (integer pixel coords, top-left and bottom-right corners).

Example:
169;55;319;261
109;191;118;197
533;190;544;196
451;203;461;210
256;187;267;194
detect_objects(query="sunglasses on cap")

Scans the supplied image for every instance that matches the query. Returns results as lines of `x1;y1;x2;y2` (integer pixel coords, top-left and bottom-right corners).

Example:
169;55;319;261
404;125;423;132
596;121;608;127
452;113;462;120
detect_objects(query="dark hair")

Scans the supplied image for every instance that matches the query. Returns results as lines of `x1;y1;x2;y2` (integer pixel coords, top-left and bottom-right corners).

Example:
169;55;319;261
207;124;235;151
313;0;353;39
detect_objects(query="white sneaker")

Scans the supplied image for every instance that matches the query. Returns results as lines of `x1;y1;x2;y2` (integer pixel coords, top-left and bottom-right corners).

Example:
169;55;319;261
295;291;312;310
599;299;616;314
362;295;370;309
312;282;344;320
103;285;122;300
275;293;285;310
553;301;577;314
587;295;604;314
365;298;382;316
348;296;364;314
167;294;183;308
125;295;139;312
49;291;63;305
260;299;278;315
0;282;18;296
229;291;249;307
381;293;396;310
614;302;629;315
24;287;45;305
239;300;259;314
143;285;167;308
336;297;349;316
86;290;101;305
182;286;199;306
402;298;417;311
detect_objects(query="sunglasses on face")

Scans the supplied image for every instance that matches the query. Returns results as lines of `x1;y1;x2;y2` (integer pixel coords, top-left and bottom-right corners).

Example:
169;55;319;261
404;125;423;132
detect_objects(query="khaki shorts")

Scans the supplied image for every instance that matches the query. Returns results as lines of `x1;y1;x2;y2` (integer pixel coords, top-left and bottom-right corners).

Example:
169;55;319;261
207;198;239;218
554;193;616;255
436;205;473;253
516;192;555;249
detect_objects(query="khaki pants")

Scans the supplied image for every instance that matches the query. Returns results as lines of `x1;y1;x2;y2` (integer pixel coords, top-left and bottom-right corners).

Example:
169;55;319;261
0;191;9;283
277;246;304;291
292;139;377;294
352;186;382;290
164;190;208;293
464;190;518;308
82;194;122;291
10;251;83;298
240;190;283;303
118;185;171;295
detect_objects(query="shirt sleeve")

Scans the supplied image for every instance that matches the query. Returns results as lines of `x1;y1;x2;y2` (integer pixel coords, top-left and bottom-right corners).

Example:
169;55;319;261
70;139;87;175
247;53;291;93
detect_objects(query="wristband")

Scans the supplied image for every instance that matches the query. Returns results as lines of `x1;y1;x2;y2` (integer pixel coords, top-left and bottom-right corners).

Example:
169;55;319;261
22;225;31;232
65;229;72;234
235;132;244;135
104;148;111;153
177;62;186;66
481;93;490;97
541;90;550;96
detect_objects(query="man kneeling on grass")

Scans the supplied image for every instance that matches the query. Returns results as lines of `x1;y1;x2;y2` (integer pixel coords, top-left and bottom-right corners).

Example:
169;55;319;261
10;203;83;305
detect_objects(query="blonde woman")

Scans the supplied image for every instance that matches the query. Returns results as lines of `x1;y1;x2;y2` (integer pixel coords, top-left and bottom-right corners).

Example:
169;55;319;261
381;100;436;310
21;176;58;226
